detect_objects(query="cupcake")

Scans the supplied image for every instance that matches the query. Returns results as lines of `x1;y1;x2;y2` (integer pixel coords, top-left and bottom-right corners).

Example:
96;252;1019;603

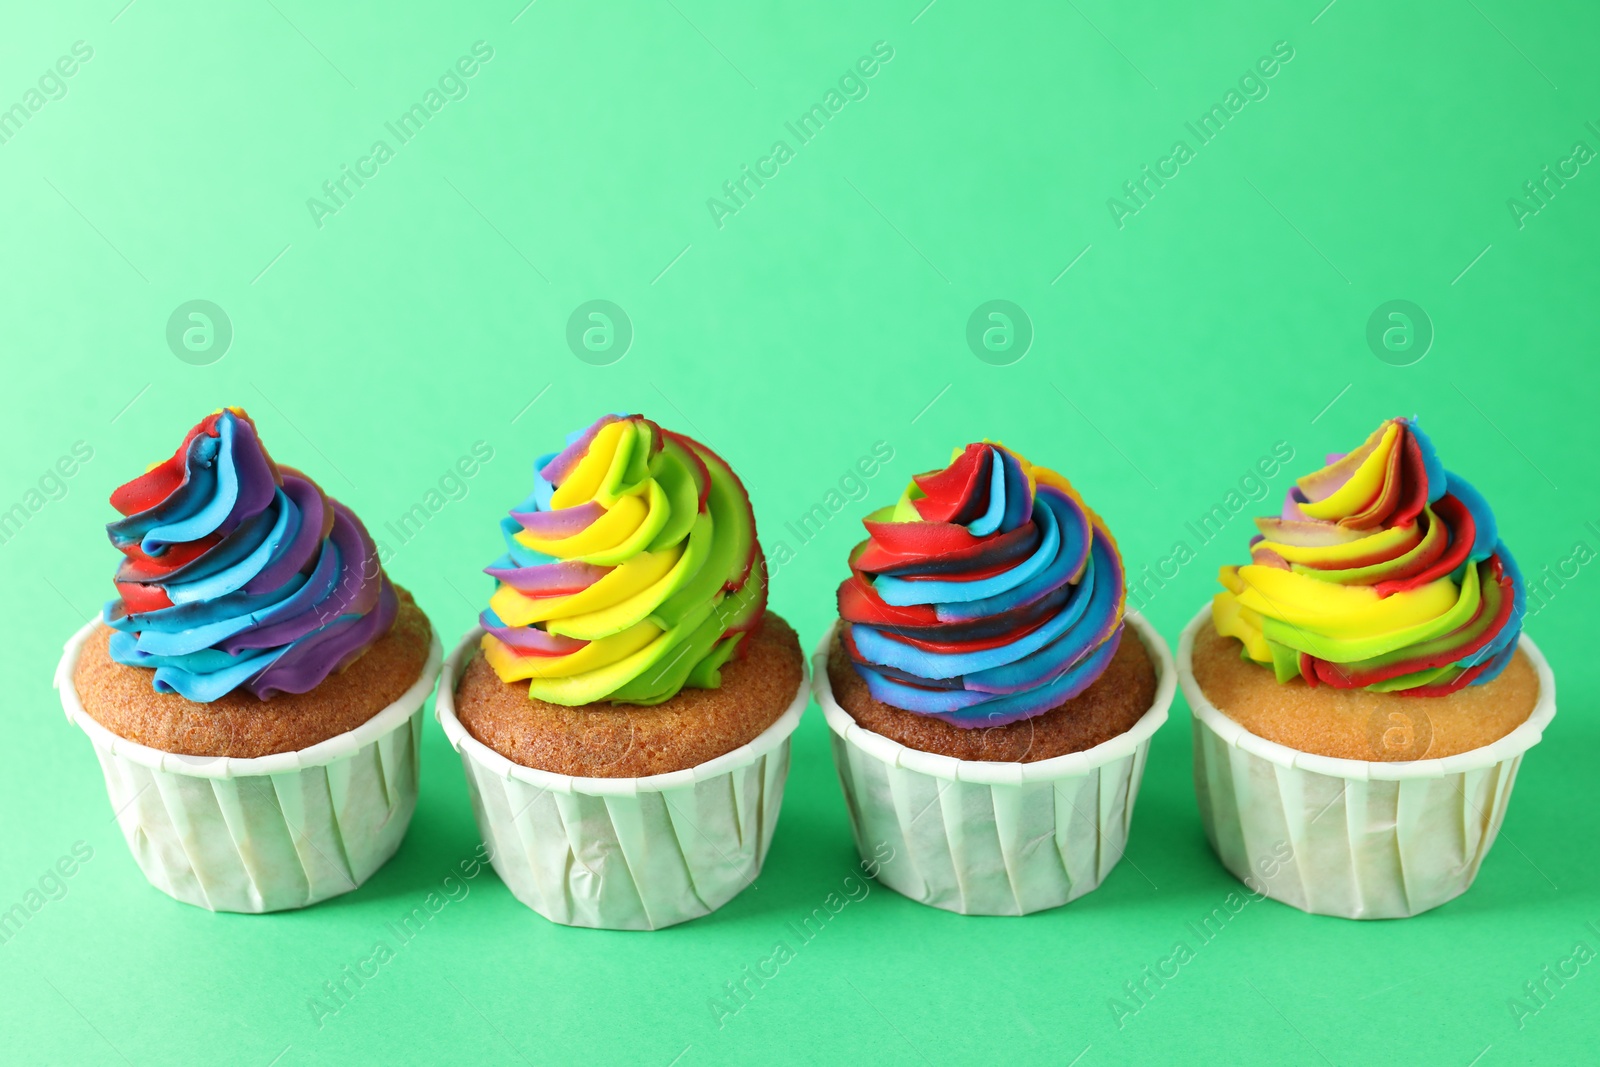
433;413;807;930
55;408;440;913
814;442;1175;916
1182;416;1556;918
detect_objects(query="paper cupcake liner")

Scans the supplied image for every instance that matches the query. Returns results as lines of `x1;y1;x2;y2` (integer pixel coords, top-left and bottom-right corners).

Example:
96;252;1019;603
435;627;810;931
55;616;444;914
1179;603;1557;919
815;613;1175;916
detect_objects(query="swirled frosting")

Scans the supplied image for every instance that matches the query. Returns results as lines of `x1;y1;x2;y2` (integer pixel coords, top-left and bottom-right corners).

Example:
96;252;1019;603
1213;416;1526;696
480;414;767;706
835;442;1127;727
103;408;397;701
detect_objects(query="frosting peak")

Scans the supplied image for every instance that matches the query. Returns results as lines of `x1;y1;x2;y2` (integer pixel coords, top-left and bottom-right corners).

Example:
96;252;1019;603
479;414;766;706
103;408;397;701
836;443;1127;727
1214;416;1525;696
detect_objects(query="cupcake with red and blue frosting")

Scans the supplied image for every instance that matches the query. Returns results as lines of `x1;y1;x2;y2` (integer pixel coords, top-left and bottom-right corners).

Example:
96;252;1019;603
827;441;1157;761
816;440;1174;917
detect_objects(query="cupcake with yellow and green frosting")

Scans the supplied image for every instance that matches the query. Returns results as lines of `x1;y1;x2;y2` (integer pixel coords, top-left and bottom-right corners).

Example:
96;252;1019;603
435;413;808;929
1180;415;1557;919
1192;415;1540;757
453;412;801;775
477;412;772;710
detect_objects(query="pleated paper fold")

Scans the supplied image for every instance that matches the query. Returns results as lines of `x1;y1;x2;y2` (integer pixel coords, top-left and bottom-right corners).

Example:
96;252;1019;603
57;617;442;913
435;628;808;931
816;614;1174;916
1179;605;1557;919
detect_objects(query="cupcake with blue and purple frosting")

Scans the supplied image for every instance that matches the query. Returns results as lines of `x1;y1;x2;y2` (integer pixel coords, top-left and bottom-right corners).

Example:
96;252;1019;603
826;441;1157;762
71;407;434;758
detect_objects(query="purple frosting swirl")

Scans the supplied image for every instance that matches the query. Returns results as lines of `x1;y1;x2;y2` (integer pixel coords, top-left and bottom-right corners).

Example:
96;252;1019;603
102;408;397;701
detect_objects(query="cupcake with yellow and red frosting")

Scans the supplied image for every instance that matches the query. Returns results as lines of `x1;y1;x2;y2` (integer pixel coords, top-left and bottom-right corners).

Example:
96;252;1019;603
814;441;1175;916
1181;416;1557;918
434;413;807;930
56;407;441;913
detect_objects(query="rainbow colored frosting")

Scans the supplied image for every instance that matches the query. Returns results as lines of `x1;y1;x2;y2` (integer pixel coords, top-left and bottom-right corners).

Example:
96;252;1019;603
103;408;397;702
479;414;767;706
836;442;1127;727
1213;416;1526;696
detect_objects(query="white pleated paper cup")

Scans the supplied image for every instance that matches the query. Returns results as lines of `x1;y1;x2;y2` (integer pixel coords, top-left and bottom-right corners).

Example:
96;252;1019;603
434;627;810;931
816;614;1175;916
55;616;443;914
1180;603;1557;920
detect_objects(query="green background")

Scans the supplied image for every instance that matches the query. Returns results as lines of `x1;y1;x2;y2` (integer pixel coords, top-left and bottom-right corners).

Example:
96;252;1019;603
2;0;1596;1063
